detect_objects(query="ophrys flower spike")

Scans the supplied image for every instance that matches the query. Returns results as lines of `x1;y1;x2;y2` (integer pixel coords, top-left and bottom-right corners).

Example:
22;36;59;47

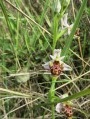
42;49;72;119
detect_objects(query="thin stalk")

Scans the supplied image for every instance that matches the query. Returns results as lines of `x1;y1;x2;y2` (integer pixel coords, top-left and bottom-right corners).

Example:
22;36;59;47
49;76;57;119
51;104;55;119
52;14;59;51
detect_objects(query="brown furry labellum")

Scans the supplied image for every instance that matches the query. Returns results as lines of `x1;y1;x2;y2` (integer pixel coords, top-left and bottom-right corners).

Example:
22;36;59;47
49;61;63;76
64;105;73;117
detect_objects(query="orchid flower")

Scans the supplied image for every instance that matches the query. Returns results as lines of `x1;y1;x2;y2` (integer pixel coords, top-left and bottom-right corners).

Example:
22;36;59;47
42;49;72;76
61;13;73;35
56;94;73;117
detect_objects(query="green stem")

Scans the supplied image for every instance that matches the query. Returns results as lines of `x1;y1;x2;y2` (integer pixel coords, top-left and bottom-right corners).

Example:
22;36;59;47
49;77;57;101
49;76;57;119
68;117;73;119
50;79;56;95
52;14;59;51
51;104;55;119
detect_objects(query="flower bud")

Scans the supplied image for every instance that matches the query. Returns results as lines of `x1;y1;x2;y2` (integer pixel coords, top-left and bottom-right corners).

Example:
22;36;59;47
54;0;61;13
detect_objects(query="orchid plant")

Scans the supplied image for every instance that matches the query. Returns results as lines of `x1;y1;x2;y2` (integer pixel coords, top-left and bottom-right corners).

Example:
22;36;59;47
42;0;78;118
42;49;72;119
43;0;87;118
